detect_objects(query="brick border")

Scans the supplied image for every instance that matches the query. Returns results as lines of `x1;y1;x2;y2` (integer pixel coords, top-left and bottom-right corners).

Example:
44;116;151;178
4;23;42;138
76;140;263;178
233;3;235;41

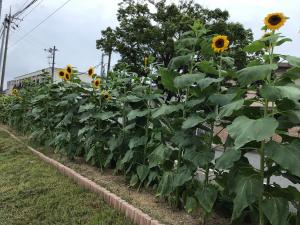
0;127;164;225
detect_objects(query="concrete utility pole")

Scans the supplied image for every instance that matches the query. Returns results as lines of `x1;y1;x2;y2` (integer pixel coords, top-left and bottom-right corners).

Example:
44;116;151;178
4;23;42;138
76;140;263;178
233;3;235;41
0;13;11;92
0;16;7;92
44;46;58;82
0;0;3;22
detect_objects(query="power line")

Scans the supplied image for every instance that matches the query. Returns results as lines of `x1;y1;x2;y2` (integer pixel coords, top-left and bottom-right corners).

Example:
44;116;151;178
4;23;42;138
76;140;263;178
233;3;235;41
21;0;44;20
9;0;73;49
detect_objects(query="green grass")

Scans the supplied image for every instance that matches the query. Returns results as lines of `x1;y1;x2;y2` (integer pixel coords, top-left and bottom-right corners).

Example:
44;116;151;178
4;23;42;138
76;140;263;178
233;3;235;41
0;131;134;225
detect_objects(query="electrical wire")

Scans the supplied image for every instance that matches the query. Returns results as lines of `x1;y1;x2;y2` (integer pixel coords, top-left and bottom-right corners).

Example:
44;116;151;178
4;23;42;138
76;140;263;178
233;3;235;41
9;0;73;49
21;0;44;20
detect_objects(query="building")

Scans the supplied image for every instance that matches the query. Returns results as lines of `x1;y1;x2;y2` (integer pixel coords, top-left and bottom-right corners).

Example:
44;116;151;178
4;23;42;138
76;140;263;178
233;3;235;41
6;67;92;93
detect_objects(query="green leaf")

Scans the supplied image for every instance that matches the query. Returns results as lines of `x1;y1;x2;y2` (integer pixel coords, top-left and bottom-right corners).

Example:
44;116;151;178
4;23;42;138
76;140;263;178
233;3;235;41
128;136;147;149
276;38;292;46
186;98;205;108
185;197;198;213
197;61;218;75
86;148;95;162
120;150;134;165
78;103;95;113
227;116;278;149
262;198;289;225
237;64;278;86
208;93;236;106
183;148;214;168
148;144;173;168
285;55;300;67
168;54;192;70
197;77;223;90
152;104;183;118
130;174;139;187
265;140;300;177
195;184;218;214
159;69;179;92
157;172;174;196
137;165;150;183
174;73;205;89
215;148;241;169
93;111;116;120
121;95;142;102
231;167;262;220
173;167;192;188
243;40;265;53
219;99;244;118
127;109;149;121
182;115;206;129
260;85;300;103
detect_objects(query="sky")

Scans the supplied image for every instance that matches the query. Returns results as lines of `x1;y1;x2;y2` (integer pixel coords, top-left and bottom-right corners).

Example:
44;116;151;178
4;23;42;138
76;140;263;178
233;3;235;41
1;0;299;89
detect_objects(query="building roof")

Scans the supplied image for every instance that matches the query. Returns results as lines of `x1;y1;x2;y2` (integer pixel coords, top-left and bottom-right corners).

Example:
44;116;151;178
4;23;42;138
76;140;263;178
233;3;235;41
13;67;61;80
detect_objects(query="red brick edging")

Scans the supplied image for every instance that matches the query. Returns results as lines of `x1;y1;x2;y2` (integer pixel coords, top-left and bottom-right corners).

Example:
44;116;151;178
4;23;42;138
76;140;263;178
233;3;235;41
0;127;163;225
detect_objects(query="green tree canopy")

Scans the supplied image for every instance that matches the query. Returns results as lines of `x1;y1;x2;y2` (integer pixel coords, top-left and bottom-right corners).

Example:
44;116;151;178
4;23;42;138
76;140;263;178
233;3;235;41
96;0;253;75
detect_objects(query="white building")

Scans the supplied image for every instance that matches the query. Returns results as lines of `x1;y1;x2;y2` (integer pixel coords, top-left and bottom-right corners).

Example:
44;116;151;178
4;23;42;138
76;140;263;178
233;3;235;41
6;67;92;93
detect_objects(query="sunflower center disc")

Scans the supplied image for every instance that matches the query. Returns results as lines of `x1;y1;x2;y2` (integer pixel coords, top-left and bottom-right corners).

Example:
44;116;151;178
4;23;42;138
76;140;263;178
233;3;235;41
215;39;224;48
268;15;281;25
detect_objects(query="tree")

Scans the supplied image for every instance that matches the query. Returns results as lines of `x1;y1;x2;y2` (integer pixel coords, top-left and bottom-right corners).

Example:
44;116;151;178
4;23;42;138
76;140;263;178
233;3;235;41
96;0;253;75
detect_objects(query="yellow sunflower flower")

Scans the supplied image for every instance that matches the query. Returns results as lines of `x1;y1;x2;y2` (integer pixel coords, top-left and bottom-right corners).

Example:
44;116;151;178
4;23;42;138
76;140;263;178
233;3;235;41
92;78;101;89
58;69;66;79
101;90;112;101
66;64;73;74
211;35;229;53
12;88;18;96
88;67;95;78
64;72;71;81
264;13;287;31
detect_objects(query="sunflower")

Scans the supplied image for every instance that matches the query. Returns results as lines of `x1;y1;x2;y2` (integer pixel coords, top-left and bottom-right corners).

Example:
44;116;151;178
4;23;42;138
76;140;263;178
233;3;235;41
264;13;286;30
88;67;95;77
101;90;112;101
58;69;66;79
211;35;229;53
92;78;101;89
66;64;73;74
12;88;18;96
64;72;71;81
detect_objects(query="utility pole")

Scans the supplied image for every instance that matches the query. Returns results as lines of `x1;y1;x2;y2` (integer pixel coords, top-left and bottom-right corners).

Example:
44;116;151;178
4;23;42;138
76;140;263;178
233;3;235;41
0;12;11;92
0;0;2;22
44;46;58;82
0;16;7;92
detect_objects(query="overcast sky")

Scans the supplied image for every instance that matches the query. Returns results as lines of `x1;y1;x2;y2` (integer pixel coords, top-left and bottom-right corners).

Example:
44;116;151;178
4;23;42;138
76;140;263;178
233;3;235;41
1;0;299;88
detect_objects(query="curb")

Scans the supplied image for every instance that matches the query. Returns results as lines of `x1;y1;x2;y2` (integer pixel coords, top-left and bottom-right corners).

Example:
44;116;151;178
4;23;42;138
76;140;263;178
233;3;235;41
0;127;164;225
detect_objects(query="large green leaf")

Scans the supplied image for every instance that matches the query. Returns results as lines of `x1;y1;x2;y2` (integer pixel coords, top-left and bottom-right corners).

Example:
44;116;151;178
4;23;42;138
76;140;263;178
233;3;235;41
159;69;179;92
208;93;236;106
168;54;192;70
260;85;300;103
183;148;214;168
128;136;147;149
237;64;278;86
174;73;205;89
195;184;218;214
219;99;244;118
78;103;95;113
173;167;192;188
184;196;198;213
93;111;116;120
231;167;263;220
148;144;173;168
215;148;241;169
152;104;183;118
182;115;205;129
127;109;149;121
227;116;278;149
285;55;300;68
137;165;150;183
265;140;300;177
157;172;174;196
197;77;223;90
243;40;265;53
262;198;289;225
197;61;218;75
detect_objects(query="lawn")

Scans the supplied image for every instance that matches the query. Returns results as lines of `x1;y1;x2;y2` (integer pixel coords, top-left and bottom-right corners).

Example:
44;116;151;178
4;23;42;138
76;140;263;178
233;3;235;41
0;131;133;225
